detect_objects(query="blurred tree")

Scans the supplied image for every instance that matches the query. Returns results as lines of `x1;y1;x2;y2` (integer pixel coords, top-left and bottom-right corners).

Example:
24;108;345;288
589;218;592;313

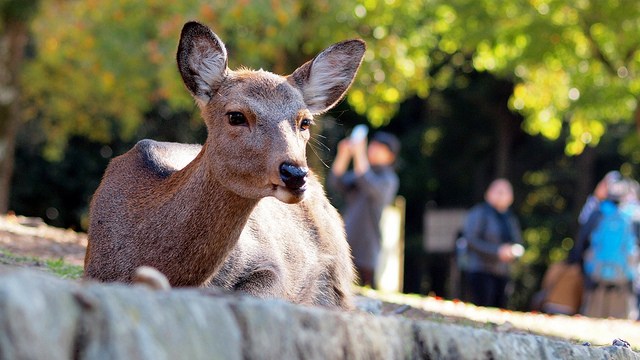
0;0;39;213
12;1;640;207
20;0;453;158
440;0;640;156
9;0;639;309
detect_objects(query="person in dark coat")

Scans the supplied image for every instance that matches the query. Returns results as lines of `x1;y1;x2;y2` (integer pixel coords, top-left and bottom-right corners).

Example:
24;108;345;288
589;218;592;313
329;131;400;288
460;179;524;308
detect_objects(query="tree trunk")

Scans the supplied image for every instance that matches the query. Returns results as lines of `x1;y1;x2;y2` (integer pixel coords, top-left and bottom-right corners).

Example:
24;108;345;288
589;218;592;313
574;146;596;217
494;109;514;179
0;20;29;213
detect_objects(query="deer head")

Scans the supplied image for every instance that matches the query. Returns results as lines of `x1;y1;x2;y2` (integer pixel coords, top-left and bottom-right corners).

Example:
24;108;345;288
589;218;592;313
177;21;365;204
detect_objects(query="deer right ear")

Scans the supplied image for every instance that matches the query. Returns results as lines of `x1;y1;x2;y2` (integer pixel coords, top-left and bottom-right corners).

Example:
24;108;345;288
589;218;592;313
177;22;228;107
290;39;366;114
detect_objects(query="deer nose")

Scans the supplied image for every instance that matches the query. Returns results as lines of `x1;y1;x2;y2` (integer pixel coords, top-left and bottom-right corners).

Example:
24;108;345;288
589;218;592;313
279;162;308;190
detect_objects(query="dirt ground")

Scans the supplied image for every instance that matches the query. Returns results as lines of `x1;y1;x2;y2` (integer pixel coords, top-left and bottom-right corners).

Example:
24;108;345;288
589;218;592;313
0;213;86;277
0;213;639;351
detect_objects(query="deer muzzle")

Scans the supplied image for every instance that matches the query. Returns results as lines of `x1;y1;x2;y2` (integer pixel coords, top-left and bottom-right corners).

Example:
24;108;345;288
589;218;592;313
279;162;308;191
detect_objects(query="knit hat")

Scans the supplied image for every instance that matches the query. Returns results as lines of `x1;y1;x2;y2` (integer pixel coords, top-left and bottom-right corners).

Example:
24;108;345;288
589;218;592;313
371;132;401;156
603;171;622;186
606;177;629;203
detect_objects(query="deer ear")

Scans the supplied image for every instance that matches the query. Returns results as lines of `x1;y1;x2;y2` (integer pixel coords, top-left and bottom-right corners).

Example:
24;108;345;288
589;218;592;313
289;39;366;114
177;21;228;106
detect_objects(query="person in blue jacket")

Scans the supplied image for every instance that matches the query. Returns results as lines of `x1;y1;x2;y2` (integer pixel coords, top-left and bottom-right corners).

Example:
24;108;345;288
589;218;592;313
460;179;524;308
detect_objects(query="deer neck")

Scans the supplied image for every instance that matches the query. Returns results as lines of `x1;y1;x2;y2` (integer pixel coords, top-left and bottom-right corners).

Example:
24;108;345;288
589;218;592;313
173;147;258;235
153;146;259;283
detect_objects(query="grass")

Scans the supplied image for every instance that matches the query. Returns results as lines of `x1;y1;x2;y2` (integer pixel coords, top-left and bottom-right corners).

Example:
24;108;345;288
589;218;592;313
0;249;83;280
44;258;84;279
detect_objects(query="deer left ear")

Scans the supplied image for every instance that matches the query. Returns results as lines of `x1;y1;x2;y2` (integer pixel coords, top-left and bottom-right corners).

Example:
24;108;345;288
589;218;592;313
289;39;366;114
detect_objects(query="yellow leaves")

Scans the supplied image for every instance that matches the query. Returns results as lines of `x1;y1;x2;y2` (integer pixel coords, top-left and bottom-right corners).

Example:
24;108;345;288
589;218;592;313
514;34;529;49
347;84;399;127
439;39;458;55
274;7;290;26
368;105;390;127
362;0;378;11
382;87;400;103
589;22;607;38
530;0;550;15
101;72;115;91
533;109;562;140
397;58;416;78
473;41;496;71
564;111;606;155
433;4;456;33
549;3;578;25
41;37;59;57
348;89;367;114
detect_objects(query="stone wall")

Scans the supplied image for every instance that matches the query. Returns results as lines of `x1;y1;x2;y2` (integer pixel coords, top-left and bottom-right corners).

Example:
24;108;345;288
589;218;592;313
0;270;637;360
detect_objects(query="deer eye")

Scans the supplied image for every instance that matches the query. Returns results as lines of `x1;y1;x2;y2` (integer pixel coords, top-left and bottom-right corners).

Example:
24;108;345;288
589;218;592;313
227;112;248;126
300;118;313;131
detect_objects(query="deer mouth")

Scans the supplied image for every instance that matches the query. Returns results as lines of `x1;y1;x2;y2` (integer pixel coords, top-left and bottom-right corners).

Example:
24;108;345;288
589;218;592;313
273;183;307;204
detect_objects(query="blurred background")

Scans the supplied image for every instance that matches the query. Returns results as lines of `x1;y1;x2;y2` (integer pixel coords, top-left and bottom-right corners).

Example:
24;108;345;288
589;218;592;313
1;0;639;310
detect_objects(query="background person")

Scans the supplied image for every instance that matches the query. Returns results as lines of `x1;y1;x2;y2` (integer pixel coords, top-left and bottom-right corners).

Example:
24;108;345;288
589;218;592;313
535;170;624;316
578;171;622;225
329;129;400;288
459;179;524;308
570;177;639;319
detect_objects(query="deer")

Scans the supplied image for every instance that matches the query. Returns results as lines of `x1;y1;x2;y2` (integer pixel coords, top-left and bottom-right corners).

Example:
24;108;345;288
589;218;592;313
83;21;366;310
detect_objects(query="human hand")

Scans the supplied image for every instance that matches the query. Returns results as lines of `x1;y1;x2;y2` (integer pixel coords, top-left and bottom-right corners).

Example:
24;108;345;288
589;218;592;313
331;139;353;176
498;244;516;263
337;138;352;156
594;180;608;200
350;136;367;158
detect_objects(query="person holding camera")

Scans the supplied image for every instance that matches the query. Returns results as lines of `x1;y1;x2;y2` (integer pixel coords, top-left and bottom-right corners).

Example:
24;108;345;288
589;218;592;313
328;127;400;288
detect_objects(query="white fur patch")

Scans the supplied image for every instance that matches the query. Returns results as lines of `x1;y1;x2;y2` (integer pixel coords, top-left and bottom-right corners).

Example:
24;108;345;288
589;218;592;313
160;146;201;172
189;41;226;103
303;53;352;113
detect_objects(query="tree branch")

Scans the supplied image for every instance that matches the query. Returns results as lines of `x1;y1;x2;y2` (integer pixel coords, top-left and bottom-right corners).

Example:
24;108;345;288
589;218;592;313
579;19;618;76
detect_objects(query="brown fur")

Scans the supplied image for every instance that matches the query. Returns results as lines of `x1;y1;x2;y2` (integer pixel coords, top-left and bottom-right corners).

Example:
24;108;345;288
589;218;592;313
84;21;366;309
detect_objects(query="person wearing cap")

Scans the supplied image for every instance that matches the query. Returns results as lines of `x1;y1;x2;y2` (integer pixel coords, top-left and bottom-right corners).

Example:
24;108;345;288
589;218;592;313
569;177;638;318
578;171;622;225
569;172;627;265
459;179;524;308
328;130;400;288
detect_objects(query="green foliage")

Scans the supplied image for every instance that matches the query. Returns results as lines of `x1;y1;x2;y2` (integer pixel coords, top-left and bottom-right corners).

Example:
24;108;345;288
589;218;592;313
0;0;39;23
441;0;640;155
23;0;640;159
22;0;183;159
20;0;459;157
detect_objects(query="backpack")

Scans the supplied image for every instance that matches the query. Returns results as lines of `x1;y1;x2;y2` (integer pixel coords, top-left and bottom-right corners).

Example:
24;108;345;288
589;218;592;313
584;202;638;284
